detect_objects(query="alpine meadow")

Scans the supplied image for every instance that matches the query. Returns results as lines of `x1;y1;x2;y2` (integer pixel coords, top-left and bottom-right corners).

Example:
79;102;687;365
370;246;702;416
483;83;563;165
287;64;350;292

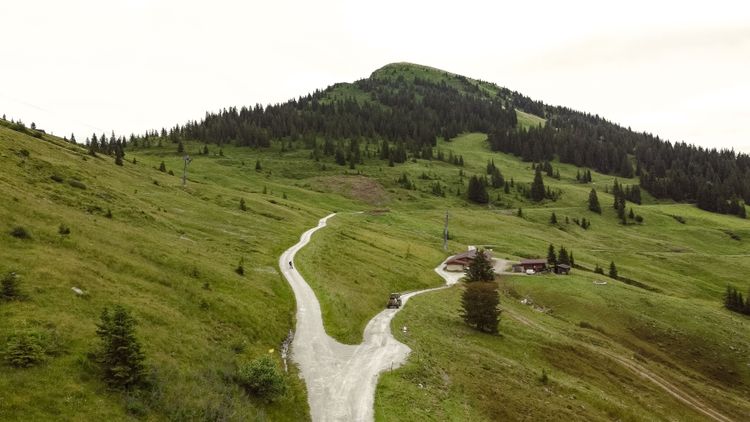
1;62;749;422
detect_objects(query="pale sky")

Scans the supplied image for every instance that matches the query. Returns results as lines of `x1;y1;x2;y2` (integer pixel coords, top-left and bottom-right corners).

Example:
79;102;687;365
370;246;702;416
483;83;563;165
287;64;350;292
1;0;749;152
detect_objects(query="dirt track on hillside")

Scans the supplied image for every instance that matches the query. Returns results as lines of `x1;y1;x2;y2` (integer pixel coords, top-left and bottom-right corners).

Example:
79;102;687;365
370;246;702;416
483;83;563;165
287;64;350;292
279;214;461;422
495;296;734;421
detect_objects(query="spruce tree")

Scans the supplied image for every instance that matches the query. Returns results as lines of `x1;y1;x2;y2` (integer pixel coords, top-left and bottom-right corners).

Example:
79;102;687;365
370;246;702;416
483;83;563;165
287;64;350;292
608;261;618;279
530;167;545;202
550;212;558;224
558;247;570;265
467;176;489;204
547;244;557;267
588;189;601;214
159;161;166;172
460;282;501;333
96;305;146;389
465;249;494;282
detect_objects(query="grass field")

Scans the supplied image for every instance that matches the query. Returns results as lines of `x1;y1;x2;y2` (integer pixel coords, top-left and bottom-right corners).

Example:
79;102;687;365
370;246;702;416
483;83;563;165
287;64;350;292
2;118;749;421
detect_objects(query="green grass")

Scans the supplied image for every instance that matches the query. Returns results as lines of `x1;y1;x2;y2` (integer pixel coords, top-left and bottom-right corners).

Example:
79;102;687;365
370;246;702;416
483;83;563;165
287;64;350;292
516;109;546;129
2;124;749;420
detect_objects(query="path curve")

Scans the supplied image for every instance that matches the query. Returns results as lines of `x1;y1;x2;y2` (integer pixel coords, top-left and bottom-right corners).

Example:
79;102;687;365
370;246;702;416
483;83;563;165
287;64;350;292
279;213;461;421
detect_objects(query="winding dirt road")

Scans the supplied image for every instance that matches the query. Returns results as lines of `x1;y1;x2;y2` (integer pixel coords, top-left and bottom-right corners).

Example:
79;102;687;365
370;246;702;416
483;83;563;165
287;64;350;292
281;217;734;421
279;213;461;422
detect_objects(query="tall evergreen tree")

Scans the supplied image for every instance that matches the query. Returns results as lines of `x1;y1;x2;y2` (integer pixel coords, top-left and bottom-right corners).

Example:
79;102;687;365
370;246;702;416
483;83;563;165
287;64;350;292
608;261;618;279
588;189;601;214
530;167;545;202
547;244;557;267
465;249;494;282
95;305;146;389
460;282;501;334
467;175;489;204
558;247;570;265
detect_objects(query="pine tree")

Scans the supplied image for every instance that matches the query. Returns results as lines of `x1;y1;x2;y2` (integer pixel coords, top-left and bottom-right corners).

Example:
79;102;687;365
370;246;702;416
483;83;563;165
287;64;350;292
460;282;501;334
588;189;601;214
255;159;262;171
617;200;626;224
608;261;618;279
177;141;184;154
530;167;545;202
467;176;489;204
114;147;124;166
550;212;558;224
547;244;557;267
96;305;146;389
239;198;247;211
159;161;166;172
569;251;575;267
465;249;494;282
558;247;570;265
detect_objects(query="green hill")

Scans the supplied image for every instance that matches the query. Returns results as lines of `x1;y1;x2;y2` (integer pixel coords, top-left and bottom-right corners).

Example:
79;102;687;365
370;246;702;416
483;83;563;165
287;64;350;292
2;63;750;421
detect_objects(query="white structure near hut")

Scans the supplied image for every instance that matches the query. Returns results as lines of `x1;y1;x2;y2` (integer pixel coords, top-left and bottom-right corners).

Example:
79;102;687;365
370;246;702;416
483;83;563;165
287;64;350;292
444;248;493;272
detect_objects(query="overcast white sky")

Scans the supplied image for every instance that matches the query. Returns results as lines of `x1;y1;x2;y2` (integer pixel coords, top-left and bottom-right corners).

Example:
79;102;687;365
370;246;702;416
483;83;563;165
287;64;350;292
1;0;749;152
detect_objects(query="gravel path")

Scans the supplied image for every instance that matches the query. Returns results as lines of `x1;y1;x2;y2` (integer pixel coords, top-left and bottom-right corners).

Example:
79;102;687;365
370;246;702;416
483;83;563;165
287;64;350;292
279;213;460;422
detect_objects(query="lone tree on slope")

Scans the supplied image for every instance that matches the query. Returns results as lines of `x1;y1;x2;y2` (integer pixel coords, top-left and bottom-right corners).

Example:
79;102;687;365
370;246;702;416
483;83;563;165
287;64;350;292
460;282;501;334
608;261;618;279
530;167;546;202
589;188;602;214
95;305;146;389
465;249;494;282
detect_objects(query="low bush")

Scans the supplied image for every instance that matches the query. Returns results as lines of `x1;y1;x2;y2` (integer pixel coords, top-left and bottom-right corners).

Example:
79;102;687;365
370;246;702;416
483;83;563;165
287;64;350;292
236;356;287;401
5;331;46;368
69;179;87;190
50;174;64;183
9;226;30;239
58;223;71;235
1;272;22;300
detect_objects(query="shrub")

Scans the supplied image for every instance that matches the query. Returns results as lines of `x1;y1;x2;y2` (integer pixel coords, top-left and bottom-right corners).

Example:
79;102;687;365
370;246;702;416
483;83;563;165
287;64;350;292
237;356;287;401
9;226;30;239
5;332;45;368
50;174;64;183
539;369;549;385
69;179;87;189
235;258;245;276
58;223;71;235
1;272;22;300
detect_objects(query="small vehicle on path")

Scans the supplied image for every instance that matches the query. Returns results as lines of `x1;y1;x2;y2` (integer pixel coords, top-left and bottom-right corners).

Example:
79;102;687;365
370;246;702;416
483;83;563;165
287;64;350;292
387;293;402;309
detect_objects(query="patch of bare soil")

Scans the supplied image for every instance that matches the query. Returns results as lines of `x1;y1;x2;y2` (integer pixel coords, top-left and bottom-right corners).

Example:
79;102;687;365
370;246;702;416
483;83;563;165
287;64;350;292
310;175;389;206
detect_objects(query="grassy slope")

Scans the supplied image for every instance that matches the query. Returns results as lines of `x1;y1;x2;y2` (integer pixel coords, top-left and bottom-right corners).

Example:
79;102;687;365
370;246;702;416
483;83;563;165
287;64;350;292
0;127;346;421
254;128;749;418
2;63;749;421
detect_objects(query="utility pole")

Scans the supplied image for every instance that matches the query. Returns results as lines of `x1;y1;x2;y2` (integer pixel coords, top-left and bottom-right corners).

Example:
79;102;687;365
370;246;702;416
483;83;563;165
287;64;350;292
443;210;449;252
182;155;192;187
